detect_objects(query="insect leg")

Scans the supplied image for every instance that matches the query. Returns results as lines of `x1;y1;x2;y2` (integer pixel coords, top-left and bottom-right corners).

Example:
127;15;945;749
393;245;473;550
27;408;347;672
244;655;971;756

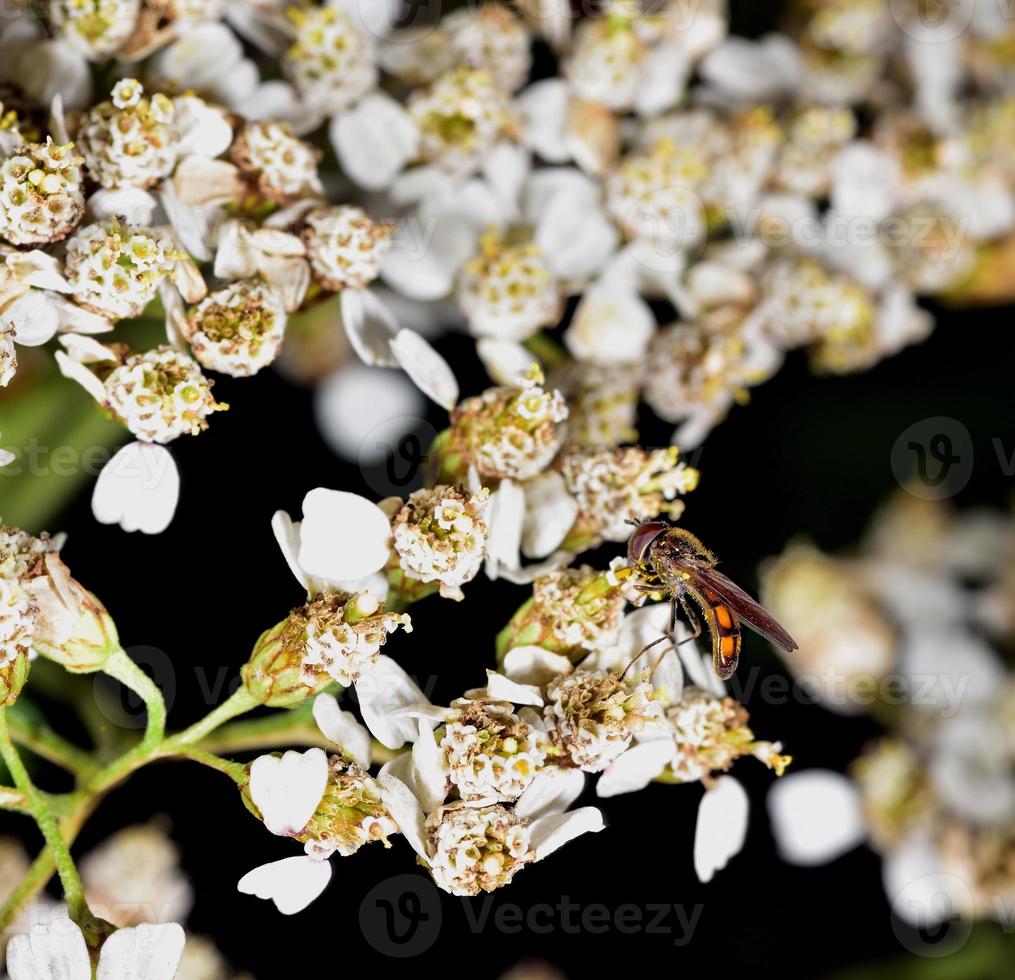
678;594;703;644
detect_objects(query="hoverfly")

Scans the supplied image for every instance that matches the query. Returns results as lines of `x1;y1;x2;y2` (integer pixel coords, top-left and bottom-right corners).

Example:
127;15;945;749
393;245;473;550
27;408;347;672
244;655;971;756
624;518;798;680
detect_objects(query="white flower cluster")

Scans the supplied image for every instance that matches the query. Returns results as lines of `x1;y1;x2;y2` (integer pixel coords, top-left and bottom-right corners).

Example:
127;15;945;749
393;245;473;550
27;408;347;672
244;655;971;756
766;494;1015;927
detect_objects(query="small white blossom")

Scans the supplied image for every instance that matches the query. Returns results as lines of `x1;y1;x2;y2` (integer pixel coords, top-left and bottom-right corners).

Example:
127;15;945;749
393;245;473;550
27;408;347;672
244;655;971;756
184;278;287;377
64;220;177;319
301;206;393;291
0;139;84;246
391;485;491;600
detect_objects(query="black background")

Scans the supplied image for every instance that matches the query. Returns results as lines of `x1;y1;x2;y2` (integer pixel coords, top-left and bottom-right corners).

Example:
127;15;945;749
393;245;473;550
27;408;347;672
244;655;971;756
3;1;1015;976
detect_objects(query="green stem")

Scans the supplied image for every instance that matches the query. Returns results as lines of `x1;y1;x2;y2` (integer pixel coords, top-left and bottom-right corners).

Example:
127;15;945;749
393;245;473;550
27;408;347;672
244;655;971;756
7;709;99;780
197;709;398;764
0;711;88;922
101;648;166;749
172;747;247;784
0;786;29;812
168;687;259;747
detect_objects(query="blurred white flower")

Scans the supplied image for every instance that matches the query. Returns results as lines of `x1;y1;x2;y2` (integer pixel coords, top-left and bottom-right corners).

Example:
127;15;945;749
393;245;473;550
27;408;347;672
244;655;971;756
7;918;184;980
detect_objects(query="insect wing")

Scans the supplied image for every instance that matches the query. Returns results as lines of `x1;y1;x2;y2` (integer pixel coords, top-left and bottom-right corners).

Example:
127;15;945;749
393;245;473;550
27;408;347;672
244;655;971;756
682;564;798;653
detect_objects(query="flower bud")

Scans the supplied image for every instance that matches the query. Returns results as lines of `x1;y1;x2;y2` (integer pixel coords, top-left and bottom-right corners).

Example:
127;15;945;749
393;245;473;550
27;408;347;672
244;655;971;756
242;590;411;706
0;649;29;708
23;554;120;673
241;614;333;709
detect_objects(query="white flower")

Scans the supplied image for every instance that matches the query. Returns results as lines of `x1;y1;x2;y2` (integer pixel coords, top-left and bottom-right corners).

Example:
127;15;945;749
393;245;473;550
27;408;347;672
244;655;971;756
379;759;602;896
313;361;424;464
183;278;288;377
271;487;393;596
7;918;184;980
91;441;180;535
0;139;84;246
64;220;178;320
767;769;866;865
391;485;491;600
239;695;396;914
80;825;193;927
383;156;616;345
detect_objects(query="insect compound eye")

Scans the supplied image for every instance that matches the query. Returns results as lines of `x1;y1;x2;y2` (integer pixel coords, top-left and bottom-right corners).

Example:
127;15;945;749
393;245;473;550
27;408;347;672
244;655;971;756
627;521;667;563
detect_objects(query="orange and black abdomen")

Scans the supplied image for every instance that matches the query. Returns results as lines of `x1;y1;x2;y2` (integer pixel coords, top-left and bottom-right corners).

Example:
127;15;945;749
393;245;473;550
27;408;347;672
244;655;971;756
696;587;742;680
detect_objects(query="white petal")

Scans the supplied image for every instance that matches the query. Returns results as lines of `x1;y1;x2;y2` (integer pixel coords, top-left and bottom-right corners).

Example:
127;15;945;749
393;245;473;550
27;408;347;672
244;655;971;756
694;775;748;883
5;292;59;347
651;649;684;702
597;741;674;798
340;288;399;367
484;669;544;707
7;918;89;980
502;646;572;687
17;40;92;110
476;338;538;386
312;695;371;769
334;0;402;41
482;142;530;223
389;328;459;411
485;478;525;576
410;720;448;813
517;79;570;163
87;188;158;226
249;748;328;836
530;173;618;282
564;280;655;365
767;770;865;866
516;768;586;820
528;806;604;860
357;655;437;750
381;212;477;301
635;42;690;116
698;34;801;104
378;762;430;859
237;856;332;915
96;923;185;980
297;488;392;584
92;443;180;535
522;471;577;559
330;92;419;192
883;834;970;928
0;448;14;468
271;510;309;592
54;350;106;404
172;97;233;159
5;250;71;293
315;362;424;464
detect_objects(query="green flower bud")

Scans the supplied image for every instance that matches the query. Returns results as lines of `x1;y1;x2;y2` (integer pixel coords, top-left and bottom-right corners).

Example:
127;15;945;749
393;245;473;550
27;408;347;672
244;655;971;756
24;554;120;673
0;650;29;708
241;613;332;709
296;756;396;858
